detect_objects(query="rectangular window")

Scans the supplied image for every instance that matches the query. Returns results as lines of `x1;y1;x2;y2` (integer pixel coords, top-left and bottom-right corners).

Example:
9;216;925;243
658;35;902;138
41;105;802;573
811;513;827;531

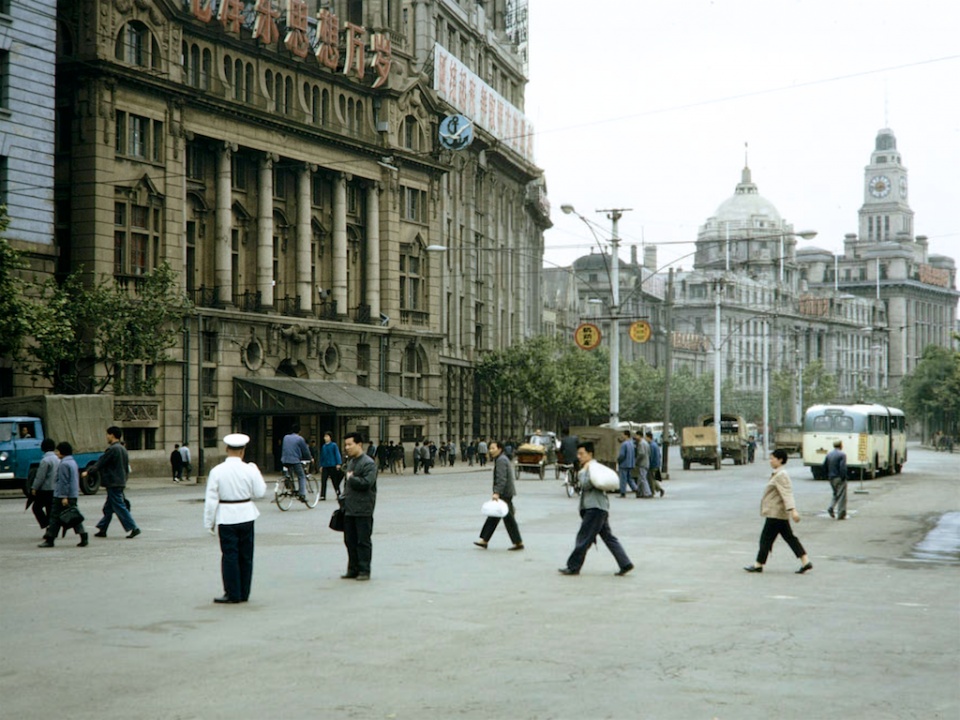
115;112;163;162
114;197;161;277
201;366;217;396
401;186;426;223
0;51;8;110
231;154;247;190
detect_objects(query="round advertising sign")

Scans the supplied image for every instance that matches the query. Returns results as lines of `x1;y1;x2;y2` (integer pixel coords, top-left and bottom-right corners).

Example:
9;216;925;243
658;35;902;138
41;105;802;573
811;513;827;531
574;323;602;350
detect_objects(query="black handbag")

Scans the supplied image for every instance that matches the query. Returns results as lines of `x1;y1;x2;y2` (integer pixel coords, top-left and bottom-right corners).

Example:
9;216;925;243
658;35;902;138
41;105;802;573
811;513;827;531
58;505;85;529
329;507;345;532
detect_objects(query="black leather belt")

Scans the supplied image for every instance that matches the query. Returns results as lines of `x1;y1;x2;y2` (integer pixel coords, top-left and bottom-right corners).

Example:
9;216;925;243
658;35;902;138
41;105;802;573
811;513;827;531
219;498;251;504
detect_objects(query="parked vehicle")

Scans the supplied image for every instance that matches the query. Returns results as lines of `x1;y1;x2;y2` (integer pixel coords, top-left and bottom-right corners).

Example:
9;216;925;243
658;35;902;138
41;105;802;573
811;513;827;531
699;413;749;465
802;403;907;479
0;395;114;495
681;425;720;470
774;424;803;456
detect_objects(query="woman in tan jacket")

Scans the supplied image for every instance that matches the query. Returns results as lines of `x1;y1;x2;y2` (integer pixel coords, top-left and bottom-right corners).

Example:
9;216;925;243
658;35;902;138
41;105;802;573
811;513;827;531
744;449;813;574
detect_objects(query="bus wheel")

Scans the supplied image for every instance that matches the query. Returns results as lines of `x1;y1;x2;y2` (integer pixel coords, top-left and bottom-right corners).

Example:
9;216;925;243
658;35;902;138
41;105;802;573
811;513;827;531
894;455;903;474
867;458;877;480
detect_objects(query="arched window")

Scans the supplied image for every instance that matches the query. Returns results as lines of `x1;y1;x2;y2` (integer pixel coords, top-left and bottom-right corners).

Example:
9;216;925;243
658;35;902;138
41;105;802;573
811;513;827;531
356;101;364;134
189;44;200;87
201;48;211;90
245;63;254;103
115;21;159;69
234;59;244;100
223;55;233;85
284;76;293;115
401;115;421;150
265;70;274;107
322;89;330;125
310;85;321;124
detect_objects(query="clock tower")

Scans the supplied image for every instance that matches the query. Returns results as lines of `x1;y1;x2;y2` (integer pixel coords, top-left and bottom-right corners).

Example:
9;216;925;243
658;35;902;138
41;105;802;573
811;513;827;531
858;128;914;242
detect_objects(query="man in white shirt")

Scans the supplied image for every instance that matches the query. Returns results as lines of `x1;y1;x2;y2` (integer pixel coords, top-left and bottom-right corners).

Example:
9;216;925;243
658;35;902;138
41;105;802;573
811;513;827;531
204;434;266;604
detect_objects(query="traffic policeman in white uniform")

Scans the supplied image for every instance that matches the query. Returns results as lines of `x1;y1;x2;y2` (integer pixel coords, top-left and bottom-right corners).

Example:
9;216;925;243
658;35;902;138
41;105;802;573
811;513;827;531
204;433;267;604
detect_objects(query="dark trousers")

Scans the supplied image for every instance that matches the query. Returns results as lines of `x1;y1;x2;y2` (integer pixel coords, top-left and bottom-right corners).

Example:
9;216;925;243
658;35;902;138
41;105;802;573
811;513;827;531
480;498;522;545
32;489;54;528
343;515;374;576
320;466;341;499
219;520;255;601
756;517;806;564
566;508;632;572
44;497;86;541
97;486;137;533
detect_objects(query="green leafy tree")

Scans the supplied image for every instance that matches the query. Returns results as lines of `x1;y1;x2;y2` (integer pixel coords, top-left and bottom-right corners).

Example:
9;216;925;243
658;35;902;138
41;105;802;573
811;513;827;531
26;263;192;394
477;335;608;430
0;209;35;357
901;344;960;438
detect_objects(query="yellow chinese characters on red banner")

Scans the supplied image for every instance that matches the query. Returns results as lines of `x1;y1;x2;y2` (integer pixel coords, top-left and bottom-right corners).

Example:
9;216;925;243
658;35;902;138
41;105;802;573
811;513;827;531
574;323;602;351
629;320;652;344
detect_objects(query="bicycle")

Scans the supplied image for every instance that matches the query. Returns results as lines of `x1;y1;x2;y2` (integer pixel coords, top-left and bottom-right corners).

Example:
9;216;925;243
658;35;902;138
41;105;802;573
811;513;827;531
558;463;580;498
275;461;320;511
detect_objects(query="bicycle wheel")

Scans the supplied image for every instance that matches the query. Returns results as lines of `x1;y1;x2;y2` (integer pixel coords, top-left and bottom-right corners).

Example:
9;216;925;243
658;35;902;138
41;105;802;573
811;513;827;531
565;469;578;498
304;475;320;508
274;482;294;511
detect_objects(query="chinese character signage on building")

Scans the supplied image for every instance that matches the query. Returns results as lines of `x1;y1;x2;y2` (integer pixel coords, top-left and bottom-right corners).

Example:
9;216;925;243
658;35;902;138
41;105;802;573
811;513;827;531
574;323;602;351
433;43;535;164
918;264;950;288
185;0;391;89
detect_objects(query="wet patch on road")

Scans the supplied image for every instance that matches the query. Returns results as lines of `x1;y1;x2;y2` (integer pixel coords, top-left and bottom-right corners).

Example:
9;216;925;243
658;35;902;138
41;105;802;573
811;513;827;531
905;511;960;565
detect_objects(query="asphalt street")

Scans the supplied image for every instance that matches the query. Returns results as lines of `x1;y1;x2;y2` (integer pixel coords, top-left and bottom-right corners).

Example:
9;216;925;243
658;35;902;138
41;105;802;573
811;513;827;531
1;444;957;720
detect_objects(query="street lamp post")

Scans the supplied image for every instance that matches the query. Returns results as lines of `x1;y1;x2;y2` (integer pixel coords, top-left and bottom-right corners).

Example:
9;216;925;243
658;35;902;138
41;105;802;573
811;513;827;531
561;204;631;426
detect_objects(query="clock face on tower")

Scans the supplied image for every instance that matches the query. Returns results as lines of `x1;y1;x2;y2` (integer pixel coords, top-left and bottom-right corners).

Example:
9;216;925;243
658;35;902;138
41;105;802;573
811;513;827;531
869;175;891;198
899;176;908;199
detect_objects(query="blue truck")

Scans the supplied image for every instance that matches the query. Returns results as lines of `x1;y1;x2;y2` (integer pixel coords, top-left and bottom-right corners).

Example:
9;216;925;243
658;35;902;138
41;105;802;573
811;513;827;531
0;395;115;495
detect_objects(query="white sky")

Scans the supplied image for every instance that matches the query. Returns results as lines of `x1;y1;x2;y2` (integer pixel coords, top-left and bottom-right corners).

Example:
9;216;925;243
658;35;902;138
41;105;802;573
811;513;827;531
524;0;960;276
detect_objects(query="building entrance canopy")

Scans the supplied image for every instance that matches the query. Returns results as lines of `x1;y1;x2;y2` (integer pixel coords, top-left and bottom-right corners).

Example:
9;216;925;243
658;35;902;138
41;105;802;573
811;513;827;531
234;377;438;418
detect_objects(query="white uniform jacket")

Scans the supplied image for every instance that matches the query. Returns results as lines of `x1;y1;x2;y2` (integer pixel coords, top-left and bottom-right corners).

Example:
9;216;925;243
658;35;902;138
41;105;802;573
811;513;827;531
203;457;267;530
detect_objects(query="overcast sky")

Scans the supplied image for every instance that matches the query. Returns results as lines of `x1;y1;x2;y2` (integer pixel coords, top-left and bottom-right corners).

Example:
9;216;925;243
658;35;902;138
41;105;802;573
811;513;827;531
524;0;960;276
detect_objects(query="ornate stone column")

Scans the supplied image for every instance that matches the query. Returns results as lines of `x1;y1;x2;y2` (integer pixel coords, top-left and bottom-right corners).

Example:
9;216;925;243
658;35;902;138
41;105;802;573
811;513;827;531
365;182;381;320
297;163;315;313
215;142;235;306
333;173;348;315
258;154;276;308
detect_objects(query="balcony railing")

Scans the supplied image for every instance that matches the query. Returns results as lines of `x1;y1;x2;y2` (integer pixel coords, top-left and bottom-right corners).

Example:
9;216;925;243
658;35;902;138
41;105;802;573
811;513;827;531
234;290;262;313
355;304;371;323
277;295;301;316
400;309;429;326
193;286;219;308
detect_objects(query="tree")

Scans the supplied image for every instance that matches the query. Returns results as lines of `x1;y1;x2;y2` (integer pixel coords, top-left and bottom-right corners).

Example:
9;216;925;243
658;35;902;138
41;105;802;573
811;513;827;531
477;335;608;430
0;209;35;358
901;344;960;439
25;263;192;394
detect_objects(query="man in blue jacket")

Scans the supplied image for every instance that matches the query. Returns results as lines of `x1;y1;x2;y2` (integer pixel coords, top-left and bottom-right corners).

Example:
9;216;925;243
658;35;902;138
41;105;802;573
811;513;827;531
86;426;140;539
824;440;848;520
280;423;312;503
617;430;638;497
318;431;342;501
39;442;88;547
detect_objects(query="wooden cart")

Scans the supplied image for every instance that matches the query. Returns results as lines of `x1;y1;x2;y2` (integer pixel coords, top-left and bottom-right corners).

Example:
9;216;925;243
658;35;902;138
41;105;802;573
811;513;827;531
514;443;547;480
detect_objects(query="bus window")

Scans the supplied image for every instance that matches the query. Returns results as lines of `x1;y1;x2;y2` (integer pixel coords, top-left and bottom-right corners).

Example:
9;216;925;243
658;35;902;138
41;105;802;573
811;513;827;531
812;416;833;431
835;416;854;432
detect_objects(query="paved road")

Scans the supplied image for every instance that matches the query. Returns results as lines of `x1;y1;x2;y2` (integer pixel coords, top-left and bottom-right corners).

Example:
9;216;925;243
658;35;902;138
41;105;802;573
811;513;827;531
1;445;957;720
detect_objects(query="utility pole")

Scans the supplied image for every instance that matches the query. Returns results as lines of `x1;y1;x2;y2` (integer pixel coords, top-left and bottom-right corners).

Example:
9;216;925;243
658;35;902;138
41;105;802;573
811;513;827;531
662;268;674;479
598;208;631;426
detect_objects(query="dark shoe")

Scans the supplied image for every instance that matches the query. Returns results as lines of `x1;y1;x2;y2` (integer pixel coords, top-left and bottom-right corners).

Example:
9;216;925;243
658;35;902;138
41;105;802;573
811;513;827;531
213;595;240;604
838;512;847;520
94;529;107;538
355;574;370;581
620;493;626;498
340;573;359;580
319;496;326;501
743;565;763;573
126;528;141;539
796;562;813;574
659;488;665;498
558;567;579;575
615;563;634;576
38;539;55;548
827;508;835;518
77;533;89;547
473;540;488;549
508;543;524;551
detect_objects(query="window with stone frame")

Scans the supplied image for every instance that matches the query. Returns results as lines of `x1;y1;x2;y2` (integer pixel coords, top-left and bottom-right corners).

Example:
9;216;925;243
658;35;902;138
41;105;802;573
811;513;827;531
402;345;423;400
115;111;164;163
114;192;162;277
399;243;425;312
116;21;160;70
117;363;156;396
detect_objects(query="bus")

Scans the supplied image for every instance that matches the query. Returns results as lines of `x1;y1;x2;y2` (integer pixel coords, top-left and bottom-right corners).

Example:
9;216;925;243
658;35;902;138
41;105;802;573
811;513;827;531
802;403;907;479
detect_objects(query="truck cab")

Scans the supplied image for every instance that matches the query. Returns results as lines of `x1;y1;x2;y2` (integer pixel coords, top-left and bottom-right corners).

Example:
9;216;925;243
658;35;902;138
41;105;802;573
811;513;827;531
0;418;44;482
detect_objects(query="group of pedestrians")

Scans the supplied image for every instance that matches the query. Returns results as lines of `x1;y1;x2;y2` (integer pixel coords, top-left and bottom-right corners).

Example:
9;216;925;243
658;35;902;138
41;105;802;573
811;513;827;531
169;442;192;482
33;425;141;548
616;429;665;499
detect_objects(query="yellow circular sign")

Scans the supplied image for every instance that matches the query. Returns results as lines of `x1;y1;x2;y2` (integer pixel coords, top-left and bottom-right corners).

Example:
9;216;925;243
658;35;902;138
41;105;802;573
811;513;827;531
629;320;652;344
574;323;602;350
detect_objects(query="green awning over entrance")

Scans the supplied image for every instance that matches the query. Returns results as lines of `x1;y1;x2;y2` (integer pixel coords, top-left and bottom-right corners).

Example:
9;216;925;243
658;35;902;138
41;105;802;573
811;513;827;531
234;377;438;418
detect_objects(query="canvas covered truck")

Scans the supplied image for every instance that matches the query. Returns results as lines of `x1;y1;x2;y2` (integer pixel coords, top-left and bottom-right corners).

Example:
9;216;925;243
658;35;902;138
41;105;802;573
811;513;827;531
0;395;114;495
774;424;803;456
681;425;720;470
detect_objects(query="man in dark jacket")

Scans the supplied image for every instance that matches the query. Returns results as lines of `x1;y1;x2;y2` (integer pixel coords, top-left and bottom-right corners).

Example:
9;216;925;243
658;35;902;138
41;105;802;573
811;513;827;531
170;444;184;482
341;431;377;581
85;426;140;539
473;441;524;551
824;440;848;520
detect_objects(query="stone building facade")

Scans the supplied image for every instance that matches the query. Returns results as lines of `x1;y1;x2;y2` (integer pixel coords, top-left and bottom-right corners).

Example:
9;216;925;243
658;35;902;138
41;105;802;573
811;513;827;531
2;0;548;472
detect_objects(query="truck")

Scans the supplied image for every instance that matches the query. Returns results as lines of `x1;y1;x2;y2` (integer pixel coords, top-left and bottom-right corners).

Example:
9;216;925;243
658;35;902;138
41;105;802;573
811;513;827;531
774;424;803;456
680;425;720;470
0;395;115;495
702;413;749;465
